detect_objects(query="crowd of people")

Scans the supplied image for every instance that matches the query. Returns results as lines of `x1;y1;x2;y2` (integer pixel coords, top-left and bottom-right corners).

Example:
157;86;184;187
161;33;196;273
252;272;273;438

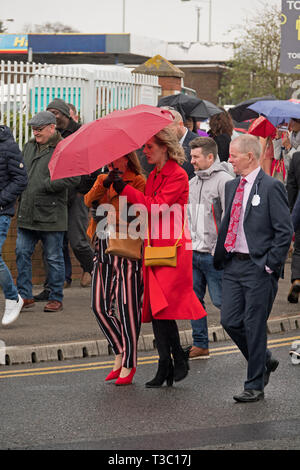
0;97;299;402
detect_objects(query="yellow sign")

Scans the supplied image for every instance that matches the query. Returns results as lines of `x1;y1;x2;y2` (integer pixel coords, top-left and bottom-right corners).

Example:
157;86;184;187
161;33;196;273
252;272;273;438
14;37;28;48
297;15;300;39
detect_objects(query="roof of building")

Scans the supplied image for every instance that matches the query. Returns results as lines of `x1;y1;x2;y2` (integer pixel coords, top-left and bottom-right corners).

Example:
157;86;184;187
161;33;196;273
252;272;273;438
132;55;184;77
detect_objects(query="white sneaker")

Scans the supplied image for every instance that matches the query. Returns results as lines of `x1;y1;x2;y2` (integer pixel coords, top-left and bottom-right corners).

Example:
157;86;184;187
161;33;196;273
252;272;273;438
2;295;24;326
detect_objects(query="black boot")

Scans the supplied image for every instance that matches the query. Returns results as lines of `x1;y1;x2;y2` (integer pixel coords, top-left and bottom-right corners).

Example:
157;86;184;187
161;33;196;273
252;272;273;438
145;359;174;388
173;355;189;382
164;321;189;382
172;342;189;382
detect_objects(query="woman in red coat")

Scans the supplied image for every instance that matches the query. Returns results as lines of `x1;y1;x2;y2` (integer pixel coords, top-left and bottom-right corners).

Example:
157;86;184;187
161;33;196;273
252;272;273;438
110;127;207;387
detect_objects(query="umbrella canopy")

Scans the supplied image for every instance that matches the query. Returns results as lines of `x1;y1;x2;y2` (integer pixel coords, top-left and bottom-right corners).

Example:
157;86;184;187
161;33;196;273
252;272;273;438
229;95;276;122
48;104;173;181
233;119;253;131
157;93;222;120
188;100;222;120
247;100;300;127
158;93;202;120
248;116;277;139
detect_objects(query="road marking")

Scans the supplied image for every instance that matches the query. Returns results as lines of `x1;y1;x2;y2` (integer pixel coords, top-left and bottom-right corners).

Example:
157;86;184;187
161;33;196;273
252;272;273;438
0;335;299;380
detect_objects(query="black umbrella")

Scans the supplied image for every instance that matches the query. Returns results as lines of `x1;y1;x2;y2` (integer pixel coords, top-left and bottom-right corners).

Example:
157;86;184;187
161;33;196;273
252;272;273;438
229;95;276;122
158;93;202;120
189;100;222;120
158;93;222;120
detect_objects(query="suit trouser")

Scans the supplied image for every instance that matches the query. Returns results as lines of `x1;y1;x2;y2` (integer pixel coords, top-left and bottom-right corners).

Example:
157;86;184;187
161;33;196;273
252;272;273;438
91;239;143;369
291;228;300;282
67;194;94;274
221;256;278;391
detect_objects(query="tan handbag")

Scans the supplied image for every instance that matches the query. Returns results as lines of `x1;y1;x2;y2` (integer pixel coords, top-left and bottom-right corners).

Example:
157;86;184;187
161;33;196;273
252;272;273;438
105;224;142;260
104;195;143;260
105;235;142;260
144;219;186;267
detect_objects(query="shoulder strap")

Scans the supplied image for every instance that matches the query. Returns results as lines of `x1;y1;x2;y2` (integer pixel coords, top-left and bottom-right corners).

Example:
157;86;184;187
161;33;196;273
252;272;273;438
147;217;187;247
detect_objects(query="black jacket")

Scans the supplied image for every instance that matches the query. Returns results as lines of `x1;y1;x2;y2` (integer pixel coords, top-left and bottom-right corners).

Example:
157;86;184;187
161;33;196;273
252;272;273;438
287;151;300;211
214;170;293;278
0;126;28;216
57;118;81;139
209;132;231;162
182;129;198;180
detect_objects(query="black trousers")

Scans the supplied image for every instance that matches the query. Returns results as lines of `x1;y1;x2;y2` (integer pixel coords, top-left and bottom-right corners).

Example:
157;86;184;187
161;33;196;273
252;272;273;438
68;194;94;274
221;257;278;391
291;228;300;282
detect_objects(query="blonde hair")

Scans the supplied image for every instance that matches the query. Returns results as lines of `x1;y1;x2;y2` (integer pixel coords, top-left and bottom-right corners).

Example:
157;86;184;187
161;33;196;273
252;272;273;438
153;127;186;165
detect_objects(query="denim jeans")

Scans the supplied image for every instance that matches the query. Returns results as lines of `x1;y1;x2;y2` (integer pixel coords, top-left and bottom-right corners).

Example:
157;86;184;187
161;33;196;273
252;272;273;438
191;251;223;349
16;228;65;302
0;215;19;300
43;232;72;289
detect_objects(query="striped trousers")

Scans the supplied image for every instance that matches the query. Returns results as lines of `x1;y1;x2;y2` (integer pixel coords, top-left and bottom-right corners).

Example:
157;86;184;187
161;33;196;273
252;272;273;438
91;237;143;368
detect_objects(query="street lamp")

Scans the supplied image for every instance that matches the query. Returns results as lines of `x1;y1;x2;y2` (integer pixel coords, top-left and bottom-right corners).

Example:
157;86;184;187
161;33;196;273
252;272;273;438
181;0;212;43
122;0;126;33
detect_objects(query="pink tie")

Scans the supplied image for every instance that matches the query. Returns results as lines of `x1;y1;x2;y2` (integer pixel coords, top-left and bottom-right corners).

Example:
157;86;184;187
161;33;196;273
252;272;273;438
224;178;247;253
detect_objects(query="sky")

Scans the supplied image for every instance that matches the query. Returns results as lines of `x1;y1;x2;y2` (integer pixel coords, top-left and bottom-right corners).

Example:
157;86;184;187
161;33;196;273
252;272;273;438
2;0;281;43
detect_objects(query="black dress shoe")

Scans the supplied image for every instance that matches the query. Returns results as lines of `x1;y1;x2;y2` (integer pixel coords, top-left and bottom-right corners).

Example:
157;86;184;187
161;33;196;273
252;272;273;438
233;390;264;403
33;288;50;302
288;280;300;303
264;358;279;387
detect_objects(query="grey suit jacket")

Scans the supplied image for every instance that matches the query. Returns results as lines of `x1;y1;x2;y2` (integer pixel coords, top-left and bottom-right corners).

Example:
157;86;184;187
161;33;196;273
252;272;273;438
213;169;293;278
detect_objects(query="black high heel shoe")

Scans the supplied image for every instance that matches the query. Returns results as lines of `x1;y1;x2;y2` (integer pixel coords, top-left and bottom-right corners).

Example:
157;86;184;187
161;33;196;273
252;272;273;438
145;359;174;388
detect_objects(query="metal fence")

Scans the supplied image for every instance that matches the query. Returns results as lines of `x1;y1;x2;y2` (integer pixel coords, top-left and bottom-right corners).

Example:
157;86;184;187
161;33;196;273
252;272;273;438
0;60;161;147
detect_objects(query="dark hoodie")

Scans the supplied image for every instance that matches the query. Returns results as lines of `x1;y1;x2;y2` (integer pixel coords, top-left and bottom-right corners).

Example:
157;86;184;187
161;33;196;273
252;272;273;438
0;126;28;216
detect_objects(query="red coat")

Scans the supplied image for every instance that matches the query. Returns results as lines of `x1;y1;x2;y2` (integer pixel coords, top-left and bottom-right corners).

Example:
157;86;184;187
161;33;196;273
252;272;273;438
122;159;207;323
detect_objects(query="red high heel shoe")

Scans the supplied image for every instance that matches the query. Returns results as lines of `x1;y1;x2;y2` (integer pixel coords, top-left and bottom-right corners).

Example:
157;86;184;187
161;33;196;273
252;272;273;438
115;367;136;386
105;367;122;381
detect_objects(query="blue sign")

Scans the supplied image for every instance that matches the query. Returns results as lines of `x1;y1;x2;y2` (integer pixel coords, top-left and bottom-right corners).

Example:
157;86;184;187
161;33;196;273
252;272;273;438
0;34;28;53
29;34;106;53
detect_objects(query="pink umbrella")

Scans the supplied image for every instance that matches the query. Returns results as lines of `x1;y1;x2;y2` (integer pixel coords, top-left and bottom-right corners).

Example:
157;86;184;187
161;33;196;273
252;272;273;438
49;104;173;180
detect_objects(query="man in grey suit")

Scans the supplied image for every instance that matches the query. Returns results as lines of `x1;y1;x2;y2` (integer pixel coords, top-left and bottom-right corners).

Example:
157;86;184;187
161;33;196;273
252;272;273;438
214;135;293;403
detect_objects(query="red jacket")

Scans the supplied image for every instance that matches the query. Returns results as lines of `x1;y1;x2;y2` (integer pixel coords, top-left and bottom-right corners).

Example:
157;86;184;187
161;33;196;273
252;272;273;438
123;159;207;323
